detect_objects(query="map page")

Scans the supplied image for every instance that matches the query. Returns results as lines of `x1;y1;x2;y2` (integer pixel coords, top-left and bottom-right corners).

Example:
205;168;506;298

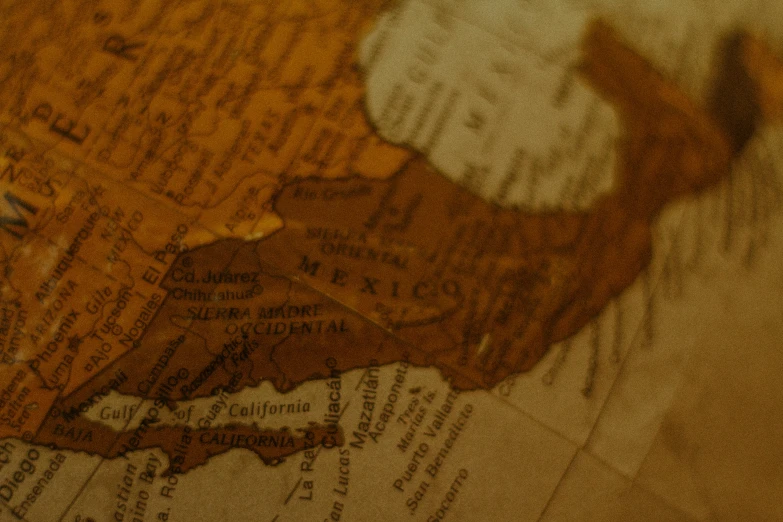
0;0;781;520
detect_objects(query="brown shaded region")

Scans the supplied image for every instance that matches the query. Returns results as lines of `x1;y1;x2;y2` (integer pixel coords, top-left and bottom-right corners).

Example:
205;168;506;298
33;410;340;474
250;20;745;390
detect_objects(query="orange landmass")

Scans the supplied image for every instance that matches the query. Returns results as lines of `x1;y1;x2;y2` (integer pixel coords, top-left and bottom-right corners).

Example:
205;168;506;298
0;0;406;448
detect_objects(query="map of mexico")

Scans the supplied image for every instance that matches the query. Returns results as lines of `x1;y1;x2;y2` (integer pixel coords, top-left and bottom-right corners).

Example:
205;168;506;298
0;0;780;520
